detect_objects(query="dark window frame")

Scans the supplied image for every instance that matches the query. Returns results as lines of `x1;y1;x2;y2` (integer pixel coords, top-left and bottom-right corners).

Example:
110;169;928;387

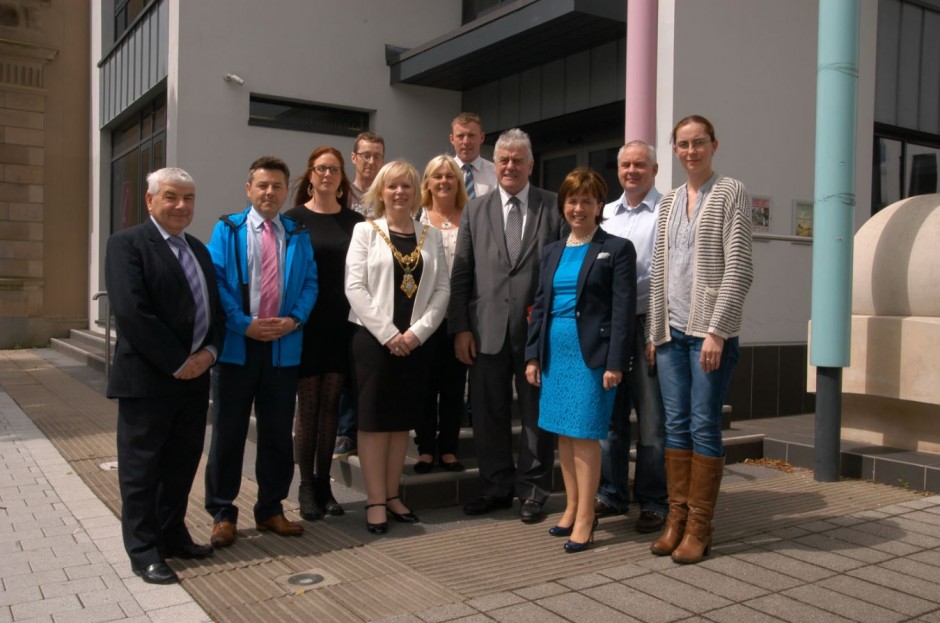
248;94;370;138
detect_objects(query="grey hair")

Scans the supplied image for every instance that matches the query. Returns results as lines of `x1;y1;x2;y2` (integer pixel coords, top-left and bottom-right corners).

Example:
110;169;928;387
146;167;194;195
494;128;533;162
617;140;657;165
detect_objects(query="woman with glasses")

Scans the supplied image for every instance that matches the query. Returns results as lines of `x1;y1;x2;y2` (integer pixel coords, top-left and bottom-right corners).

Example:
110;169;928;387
412;155;470;474
648;115;753;564
346;160;450;534
285;146;363;521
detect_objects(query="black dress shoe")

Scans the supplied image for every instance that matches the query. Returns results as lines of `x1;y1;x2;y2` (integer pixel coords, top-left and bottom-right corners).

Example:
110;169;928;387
365;503;388;534
438;459;465;472
463;495;513;515
564;517;599;553
594;498;625;517
413;460;434;474
166;542;214;560
635;510;666;534
548;524;573;537
133;562;179;584
386;496;420;523
519;499;545;523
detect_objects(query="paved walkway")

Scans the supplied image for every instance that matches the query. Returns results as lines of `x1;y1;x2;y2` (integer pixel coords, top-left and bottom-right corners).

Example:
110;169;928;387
0;387;210;622
2;348;940;622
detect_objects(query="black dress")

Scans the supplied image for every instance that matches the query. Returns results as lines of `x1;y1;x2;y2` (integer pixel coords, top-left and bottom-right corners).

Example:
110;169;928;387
284;206;364;376
353;230;432;432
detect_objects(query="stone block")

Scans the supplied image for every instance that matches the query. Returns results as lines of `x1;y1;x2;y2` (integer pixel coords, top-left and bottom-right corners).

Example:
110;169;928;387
8;203;41;222
3;127;43;147
0;143;30;165
3;164;43;184
0;107;31;128
3;91;44;112
0;182;29;203
27;184;41;202
27;146;42;165
13;240;42;260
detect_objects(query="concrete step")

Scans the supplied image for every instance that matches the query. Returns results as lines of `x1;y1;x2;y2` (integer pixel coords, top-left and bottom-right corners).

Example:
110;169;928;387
333;426;765;511
67;328;113;354
50;334;108;372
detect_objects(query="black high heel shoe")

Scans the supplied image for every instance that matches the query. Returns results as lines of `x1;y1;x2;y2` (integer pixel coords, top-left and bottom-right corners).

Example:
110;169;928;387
548;523;573;537
564;517;599;553
386;496;420;523
364;503;388;534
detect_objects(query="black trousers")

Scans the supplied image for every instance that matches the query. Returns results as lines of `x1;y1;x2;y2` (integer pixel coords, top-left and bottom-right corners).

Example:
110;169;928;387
117;390;208;570
469;334;554;503
415;320;467;457
204;340;299;523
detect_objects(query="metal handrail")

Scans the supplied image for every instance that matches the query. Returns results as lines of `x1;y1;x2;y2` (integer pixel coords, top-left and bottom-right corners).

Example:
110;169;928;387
92;291;111;379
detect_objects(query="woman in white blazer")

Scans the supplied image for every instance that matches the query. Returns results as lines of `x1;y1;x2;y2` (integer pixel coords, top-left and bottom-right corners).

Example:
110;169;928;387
345;160;450;535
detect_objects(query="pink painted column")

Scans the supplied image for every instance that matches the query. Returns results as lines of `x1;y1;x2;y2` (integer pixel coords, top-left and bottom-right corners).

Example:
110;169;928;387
625;0;658;144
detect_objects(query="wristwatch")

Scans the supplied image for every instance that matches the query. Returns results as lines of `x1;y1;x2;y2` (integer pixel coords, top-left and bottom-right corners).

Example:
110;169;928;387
289;316;302;332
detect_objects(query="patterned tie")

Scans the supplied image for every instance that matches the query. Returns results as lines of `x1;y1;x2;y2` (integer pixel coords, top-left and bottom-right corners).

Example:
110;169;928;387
462;163;476;200
506;196;522;265
168;236;208;350
258;220;280;318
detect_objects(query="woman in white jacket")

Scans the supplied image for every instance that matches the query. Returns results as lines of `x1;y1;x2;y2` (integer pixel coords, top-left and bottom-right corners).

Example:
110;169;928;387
345;160;450;535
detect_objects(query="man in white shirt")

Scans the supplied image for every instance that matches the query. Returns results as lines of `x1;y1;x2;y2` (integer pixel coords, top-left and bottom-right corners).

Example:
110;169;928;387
450;112;497;199
597;140;668;534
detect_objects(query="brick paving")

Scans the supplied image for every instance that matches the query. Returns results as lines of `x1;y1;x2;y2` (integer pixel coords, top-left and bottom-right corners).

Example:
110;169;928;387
1;348;940;622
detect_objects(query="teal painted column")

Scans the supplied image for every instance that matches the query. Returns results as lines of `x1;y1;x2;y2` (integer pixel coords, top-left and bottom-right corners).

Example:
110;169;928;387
811;0;860;482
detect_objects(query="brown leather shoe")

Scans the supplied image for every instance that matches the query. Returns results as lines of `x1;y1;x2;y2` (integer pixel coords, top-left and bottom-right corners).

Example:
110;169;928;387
210;520;236;548
256;513;304;536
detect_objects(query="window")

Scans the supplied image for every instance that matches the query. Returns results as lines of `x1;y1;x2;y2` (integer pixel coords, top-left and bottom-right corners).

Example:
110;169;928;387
114;0;149;43
111;98;166;233
249;95;369;138
872;123;940;214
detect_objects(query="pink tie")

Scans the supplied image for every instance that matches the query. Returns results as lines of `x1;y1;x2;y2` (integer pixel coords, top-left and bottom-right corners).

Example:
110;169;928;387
259;220;280;318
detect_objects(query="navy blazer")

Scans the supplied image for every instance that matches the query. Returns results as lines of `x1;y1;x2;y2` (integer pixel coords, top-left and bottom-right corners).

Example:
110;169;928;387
525;228;636;372
105;218;225;398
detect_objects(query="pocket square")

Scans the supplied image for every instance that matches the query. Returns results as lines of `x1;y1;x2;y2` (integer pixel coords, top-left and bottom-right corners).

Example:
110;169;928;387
597;252;611;260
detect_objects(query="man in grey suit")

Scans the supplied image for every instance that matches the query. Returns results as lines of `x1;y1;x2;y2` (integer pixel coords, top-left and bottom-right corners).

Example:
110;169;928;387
449;128;561;522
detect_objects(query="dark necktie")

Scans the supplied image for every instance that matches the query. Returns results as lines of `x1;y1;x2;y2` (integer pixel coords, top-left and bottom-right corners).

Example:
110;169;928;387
506;196;522;265
463;163;476;200
168;236;207;350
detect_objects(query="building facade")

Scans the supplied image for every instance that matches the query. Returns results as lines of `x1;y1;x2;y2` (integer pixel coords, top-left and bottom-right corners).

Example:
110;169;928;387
87;0;940;420
0;0;89;347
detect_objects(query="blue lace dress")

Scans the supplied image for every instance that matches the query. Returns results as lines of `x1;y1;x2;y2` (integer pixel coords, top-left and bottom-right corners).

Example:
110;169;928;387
538;245;616;440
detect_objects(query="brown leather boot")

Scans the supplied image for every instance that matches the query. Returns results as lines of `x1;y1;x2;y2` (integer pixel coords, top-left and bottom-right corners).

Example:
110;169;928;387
672;453;724;564
650;449;693;556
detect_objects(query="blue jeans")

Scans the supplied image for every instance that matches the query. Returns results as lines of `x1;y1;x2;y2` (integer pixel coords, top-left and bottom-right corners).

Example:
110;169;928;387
656;327;739;458
598;316;668;514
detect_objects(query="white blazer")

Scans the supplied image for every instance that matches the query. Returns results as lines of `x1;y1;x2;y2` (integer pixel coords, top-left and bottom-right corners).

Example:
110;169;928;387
345;217;450;346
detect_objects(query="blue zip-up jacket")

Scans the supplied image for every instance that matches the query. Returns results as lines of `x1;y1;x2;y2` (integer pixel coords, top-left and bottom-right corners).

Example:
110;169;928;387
207;207;318;367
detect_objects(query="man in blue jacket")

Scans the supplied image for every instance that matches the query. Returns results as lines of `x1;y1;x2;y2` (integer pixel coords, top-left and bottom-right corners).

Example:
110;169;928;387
204;156;318;548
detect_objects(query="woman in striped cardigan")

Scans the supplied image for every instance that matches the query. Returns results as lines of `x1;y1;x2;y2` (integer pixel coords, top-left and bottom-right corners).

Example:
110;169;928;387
647;115;753;565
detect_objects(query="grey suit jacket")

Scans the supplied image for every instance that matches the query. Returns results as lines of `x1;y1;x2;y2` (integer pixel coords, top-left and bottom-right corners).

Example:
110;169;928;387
449;184;561;355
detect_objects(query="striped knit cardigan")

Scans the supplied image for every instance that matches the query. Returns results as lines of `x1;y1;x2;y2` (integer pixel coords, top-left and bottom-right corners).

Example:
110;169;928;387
647;175;753;345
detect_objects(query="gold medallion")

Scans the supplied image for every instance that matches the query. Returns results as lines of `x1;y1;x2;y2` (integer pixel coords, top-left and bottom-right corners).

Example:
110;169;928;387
400;274;417;298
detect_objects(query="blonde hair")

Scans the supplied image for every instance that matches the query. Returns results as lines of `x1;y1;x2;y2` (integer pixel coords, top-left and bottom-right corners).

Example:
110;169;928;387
420;155;469;210
363;160;422;218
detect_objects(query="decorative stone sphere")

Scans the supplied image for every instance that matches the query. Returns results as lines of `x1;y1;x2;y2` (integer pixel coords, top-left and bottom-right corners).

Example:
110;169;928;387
853;194;940;317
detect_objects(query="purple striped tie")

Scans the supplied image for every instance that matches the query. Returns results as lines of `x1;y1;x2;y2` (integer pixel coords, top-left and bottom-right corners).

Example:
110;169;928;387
169;236;208;349
258;220;280;318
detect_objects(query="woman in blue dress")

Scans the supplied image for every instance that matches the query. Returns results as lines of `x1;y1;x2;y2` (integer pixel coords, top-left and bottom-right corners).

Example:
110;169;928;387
525;168;636;553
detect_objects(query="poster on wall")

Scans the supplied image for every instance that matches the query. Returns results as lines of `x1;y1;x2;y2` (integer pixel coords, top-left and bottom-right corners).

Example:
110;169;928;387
793;200;813;238
751;196;771;233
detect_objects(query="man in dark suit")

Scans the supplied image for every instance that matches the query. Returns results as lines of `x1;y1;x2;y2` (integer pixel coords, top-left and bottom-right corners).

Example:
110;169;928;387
106;167;224;584
449;128;561;522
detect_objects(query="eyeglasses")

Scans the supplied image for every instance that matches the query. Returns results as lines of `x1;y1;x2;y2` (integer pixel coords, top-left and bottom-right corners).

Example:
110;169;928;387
354;152;384;162
314;165;341;175
675;138;711;152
